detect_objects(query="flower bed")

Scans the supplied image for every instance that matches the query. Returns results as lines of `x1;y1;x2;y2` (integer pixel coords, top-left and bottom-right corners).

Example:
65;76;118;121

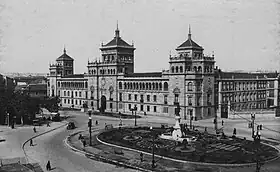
97;126;279;164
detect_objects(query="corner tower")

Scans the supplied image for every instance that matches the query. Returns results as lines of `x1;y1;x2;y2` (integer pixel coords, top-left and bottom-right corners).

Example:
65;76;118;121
169;26;216;120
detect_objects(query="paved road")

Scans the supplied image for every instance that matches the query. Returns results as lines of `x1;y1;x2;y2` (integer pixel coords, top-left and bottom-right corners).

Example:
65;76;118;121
25;111;138;172
23;111;280;172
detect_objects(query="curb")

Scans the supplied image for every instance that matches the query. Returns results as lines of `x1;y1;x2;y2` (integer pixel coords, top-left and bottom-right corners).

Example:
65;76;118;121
64;129;153;172
96;127;280;168
22;121;68;164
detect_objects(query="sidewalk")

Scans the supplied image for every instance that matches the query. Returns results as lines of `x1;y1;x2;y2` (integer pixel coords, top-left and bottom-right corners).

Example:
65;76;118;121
0;121;67;164
67;126;280;172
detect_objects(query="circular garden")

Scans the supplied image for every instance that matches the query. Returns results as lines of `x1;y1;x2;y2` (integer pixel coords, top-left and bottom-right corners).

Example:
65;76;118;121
97;126;280;164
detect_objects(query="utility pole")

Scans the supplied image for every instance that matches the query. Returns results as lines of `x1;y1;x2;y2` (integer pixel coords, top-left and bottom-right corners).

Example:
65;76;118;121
251;113;255;138
134;105;137;126
88;110;92;146
150;126;156;168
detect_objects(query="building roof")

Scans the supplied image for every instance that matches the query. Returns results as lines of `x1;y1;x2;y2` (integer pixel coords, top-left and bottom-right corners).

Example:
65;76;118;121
104;37;132;47
61;74;84;78
217;71;279;79
56;48;73;61
176;27;203;50
124;72;162;78
102;26;134;49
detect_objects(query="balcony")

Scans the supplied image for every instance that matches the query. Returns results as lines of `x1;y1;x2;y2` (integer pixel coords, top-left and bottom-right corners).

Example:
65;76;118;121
174;102;179;106
109;98;113;101
140;99;144;103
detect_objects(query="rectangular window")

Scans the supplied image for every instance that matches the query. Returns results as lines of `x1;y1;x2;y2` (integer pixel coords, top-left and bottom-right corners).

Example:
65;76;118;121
119;103;123;109
85;91;88;99
163;107;168;113
68;99;70;104
75;91;77;97
154;106;157;112
64;99;66;104
128;104;131;110
188;97;192;106
64;91;66;96
140;95;144;103
128;94;131;100
153;95;157;102
79;91;82;97
147;105;150;112
80;100;81;105
75;100;77;105
119;93;122;101
110;103;113;109
164;95;168;104
134;94;137;101
140;105;144;111
147;95;150;102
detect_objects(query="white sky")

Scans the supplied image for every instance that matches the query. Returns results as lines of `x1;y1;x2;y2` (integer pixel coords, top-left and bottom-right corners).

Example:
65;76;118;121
0;0;279;74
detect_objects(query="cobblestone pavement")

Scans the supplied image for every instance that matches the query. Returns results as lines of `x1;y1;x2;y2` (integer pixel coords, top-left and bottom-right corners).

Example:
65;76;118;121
0;121;66;163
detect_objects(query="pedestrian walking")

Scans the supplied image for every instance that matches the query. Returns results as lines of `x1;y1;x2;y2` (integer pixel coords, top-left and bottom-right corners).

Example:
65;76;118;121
83;139;86;148
33;127;36;133
140;152;143;162
233;128;237;135
30;139;33;146
46;160;51;171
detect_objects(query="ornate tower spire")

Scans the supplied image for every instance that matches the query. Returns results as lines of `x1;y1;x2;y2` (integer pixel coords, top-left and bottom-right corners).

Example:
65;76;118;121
188;24;192;40
115;20;120;38
63;45;66;54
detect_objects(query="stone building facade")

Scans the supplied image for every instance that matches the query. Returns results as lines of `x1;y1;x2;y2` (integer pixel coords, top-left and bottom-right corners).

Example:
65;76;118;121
47;26;280;119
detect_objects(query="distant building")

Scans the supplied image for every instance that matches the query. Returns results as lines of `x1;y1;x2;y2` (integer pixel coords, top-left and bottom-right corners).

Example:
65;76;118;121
47;26;280;119
15;84;47;99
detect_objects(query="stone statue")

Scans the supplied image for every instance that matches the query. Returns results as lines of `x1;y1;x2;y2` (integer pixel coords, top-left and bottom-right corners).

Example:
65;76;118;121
175;104;181;116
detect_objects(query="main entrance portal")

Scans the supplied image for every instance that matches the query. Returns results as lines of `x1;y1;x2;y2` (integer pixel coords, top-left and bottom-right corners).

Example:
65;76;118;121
100;95;106;113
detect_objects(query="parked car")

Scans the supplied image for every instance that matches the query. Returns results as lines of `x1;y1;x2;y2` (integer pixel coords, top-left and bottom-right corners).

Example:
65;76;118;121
51;112;61;122
67;122;76;130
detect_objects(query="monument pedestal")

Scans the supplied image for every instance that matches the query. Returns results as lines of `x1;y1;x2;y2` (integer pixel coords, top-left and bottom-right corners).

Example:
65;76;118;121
172;116;182;140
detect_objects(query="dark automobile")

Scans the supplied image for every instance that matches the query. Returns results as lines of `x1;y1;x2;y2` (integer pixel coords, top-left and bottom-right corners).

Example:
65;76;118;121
67;122;76;130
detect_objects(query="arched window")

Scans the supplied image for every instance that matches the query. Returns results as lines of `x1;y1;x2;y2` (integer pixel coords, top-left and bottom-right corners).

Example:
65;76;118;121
133;82;136;90
152;83;155;90
113;69;115;74
188;82;193;91
142;83;145;90
67;91;70;96
149;83;152;90
159;83;162;90
119;82;122;89
93;70;96;74
136;83;139;89
155;83;158;90
164;82;168;91
108;69;110;74
146;83;149;90
180;66;183;73
194;66;197;72
176;66;179;73
124;83;127;89
198;66;202;73
171;66;175;73
130;83;133;89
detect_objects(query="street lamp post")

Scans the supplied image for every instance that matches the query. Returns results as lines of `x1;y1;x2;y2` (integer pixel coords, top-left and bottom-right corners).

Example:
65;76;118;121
150;126;156;168
254;127;262;172
134;105;137;126
88;110;92;146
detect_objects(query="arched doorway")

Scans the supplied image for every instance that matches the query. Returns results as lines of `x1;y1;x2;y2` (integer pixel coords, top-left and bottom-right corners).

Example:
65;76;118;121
100;95;106;113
